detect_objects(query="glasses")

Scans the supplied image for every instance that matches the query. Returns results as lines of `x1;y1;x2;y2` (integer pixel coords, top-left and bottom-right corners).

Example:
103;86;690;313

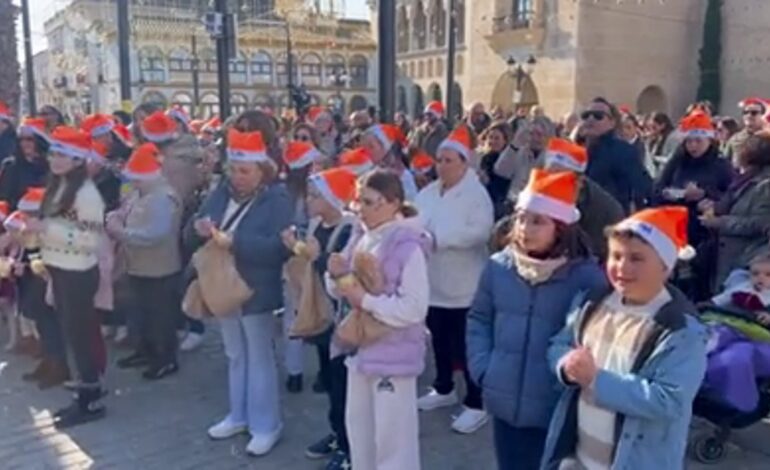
580;110;609;121
296;134;311;142
743;109;763;117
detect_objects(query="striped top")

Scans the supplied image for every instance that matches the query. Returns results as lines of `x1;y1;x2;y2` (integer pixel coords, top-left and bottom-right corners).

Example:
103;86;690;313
576;288;671;470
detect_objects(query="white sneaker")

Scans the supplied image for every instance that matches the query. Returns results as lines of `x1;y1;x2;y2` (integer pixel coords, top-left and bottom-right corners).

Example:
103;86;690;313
451;407;489;434
180;332;204;351
113;326;128;344
207;418;248;440
417;389;459;411
100;325;114;339
246;425;283;456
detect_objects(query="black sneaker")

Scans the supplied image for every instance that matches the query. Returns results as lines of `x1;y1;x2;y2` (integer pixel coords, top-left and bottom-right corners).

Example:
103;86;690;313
116;352;149;369
325;450;351;470
53;388;106;429
142;362;179;381
286;374;303;394
312;373;327;394
305;433;338;459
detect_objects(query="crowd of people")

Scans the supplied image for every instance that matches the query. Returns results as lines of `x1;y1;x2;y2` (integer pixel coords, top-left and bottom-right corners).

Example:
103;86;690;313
1;92;770;470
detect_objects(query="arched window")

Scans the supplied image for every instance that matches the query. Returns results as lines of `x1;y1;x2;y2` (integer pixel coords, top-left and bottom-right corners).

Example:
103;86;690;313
200;93;219;119
229;51;248;84
276;52;299;87
397;5;410;53
413;2;427;50
199;48;217;73
430;1;447;48
253;94;275;111
456;1;466;46
170;92;193;117
231;93;249;115
251;51;273;84
326;54;347;85
142;90;167;108
413;85;424;118
349;55;369;88
350;95;368;112
139;47;166;83
327;95;345;113
168;48;192;72
301;53;323;86
397;85;408;113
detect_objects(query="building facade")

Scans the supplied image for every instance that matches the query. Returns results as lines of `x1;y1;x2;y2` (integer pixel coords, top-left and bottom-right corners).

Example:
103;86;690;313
38;0;377;119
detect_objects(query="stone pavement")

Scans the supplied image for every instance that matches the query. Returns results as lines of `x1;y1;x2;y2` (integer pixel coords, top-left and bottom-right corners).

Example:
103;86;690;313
1;318;769;470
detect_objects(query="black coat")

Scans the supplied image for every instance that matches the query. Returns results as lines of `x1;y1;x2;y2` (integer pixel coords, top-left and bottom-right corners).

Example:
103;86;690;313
586;131;653;213
0;128;16;163
479;149;512;220
0;153;49;209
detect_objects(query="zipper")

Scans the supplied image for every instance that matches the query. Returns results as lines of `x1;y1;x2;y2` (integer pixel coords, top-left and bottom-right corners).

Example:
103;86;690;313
513;285;538;423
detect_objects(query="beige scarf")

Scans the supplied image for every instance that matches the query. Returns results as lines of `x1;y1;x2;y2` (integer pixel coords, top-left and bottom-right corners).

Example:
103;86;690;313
510;245;568;285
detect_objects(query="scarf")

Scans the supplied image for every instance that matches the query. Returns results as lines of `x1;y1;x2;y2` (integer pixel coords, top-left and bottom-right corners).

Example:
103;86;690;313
510;245;568;285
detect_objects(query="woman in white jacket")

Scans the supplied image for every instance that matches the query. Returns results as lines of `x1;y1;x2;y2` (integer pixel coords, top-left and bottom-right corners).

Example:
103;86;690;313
415;125;495;434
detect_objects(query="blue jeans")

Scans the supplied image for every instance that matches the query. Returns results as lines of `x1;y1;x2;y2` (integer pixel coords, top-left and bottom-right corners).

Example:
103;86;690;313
493;419;548;470
219;312;281;435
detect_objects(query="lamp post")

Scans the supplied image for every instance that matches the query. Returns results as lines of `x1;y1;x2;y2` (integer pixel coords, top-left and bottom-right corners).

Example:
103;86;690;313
506;54;536;109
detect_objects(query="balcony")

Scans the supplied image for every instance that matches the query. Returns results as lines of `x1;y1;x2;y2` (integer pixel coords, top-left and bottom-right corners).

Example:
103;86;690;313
485;4;546;53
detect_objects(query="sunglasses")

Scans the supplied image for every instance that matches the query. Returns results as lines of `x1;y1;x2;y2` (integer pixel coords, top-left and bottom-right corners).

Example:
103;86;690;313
296;135;312;142
580;110;609;121
743;109;763;117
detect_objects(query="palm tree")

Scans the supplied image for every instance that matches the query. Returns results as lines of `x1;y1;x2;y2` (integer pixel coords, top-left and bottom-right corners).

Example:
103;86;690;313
0;0;20;112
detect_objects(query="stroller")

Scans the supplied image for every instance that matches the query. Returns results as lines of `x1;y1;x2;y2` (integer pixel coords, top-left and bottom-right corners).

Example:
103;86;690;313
688;305;770;464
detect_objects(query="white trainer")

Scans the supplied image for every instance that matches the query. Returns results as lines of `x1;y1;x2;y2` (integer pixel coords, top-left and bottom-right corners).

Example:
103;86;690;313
451;407;489;434
207;418;248;440
113;326;128;344
180;332;204;352
417;389;459;411
246;425;283;456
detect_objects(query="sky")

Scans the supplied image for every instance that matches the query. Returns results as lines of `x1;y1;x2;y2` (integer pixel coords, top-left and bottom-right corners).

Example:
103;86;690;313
17;0;370;61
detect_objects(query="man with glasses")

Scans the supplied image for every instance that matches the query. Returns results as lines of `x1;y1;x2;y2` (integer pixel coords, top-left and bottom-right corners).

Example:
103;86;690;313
580;97;652;213
725;97;768;166
413;101;449;159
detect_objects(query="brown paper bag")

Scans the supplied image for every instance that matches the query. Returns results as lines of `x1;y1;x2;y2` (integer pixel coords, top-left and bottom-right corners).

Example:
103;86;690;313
290;262;333;338
182;279;210;319
193;240;253;316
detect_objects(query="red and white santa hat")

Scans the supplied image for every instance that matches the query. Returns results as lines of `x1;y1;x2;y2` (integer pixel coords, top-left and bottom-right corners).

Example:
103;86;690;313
49;126;92;160
516;169;580;224
18;187;45;212
410;150;434;175
0;101;12;123
613;206;695;271
0;201;9;222
307;106;332;125
424;100;445;119
113;123;133;147
80;113;115;138
227;128;272;165
90;140;109;163
3;211;27;231
202;116;221;134
739;97;768;112
166;105;190;129
18;117;50;142
339;147;374;176
283;141;322;170
544;138;588;173
366;124;405;152
141;111;178;143
678;111;715;140
437;125;473;161
123;142;162;181
309;167;357;211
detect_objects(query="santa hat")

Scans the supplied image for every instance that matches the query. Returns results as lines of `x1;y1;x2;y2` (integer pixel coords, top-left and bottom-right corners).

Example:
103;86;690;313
739;97;767;112
49;126;92;160
0;201;9;222
141;111;178;143
202;116;221;134
113;123;133;147
309;168;357;211
307;106;331;125
613;206;695;271
3;211;27;231
544;138;588;173
226;128;271;164
679;111;715;139
123;143;162;181
437;125;473;161
516;169;580;224
80;113;115;138
166;105;190;129
339;147;374;176
410;151;434;175
18;117;50;142
366;124;405;152
18;187;45;212
283;141;322;170
90;140;109;163
0;101;12;123
424;101;445;118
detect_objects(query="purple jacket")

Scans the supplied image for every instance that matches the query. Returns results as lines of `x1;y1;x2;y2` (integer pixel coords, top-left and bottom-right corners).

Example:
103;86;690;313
348;221;431;377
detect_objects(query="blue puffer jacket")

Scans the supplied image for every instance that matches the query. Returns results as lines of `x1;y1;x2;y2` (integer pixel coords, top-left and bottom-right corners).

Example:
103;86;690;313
467;248;608;428
183;182;293;315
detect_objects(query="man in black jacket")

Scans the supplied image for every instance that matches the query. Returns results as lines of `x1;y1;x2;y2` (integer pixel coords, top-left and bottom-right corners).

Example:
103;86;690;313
582;97;652;213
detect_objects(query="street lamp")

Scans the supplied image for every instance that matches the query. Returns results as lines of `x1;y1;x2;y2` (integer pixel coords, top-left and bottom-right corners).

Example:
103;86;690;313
506;54;537;107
